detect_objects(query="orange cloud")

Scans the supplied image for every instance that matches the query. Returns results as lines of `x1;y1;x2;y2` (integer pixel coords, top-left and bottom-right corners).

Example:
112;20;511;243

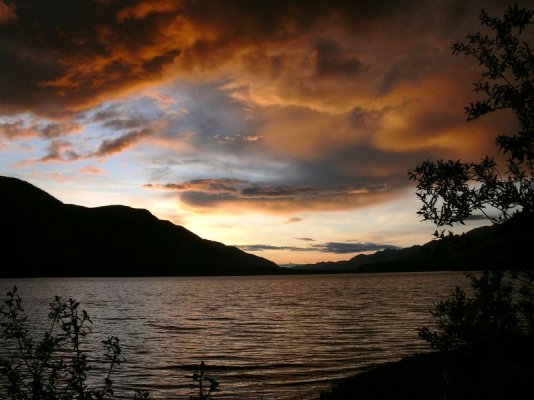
39;140;80;163
254;105;377;159
116;0;179;22
93;129;151;157
372;66;517;159
0;119;83;139
1;0;520;211
0;0;15;24
80;165;103;175
0;0;508;118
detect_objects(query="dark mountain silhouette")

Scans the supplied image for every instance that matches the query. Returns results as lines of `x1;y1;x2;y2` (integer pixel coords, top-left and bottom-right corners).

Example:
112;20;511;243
294;213;534;272
0;176;279;277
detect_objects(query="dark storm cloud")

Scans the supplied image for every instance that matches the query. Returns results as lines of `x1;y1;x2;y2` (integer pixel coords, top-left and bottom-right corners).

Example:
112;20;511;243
0;37;65;114
2;0;521;220
313;39;364;79
0;0;182;114
0;1;16;24
0;0;510;116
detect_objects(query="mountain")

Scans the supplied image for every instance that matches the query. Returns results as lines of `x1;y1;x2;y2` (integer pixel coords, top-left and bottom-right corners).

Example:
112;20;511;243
0;176;280;277
294;213;534;272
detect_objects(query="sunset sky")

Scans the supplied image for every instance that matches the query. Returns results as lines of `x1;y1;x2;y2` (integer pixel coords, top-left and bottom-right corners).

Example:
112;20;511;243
0;0;521;264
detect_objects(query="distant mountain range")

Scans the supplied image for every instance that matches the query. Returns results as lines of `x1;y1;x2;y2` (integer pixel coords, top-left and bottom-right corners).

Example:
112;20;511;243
2;176;532;277
0;176;279;277
293;213;534;272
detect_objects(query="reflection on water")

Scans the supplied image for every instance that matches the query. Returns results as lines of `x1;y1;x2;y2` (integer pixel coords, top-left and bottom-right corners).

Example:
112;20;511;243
0;272;468;399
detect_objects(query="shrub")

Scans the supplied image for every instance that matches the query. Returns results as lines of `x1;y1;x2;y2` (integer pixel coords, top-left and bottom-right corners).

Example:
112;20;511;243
0;286;149;400
419;270;534;351
187;361;220;400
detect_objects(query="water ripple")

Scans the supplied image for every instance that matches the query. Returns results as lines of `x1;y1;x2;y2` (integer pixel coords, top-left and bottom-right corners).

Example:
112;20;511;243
0;272;468;399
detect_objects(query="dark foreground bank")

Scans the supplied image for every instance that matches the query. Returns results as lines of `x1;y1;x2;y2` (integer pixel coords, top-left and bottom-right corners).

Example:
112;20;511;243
320;337;534;400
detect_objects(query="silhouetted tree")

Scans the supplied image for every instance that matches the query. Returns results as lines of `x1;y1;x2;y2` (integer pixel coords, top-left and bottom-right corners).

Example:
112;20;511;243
413;5;534;351
409;5;533;228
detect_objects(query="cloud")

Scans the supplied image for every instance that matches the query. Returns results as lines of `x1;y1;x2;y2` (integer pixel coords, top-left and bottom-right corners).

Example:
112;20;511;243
238;241;400;253
0;0;519;222
101;117;150;131
0;119;83;139
295;237;314;241
312;242;400;254
116;0;180;22
13;116;156;164
130;80;475;207
39;122;84;138
0;0;183;115
286;217;304;224
145;177;398;213
0;0;514;175
465;214;493;221
252;105;379;160
0;120;36;138
0;0;510;117
238;244;308;252
39;140;81;163
80;165;103;175
92;128;152;157
0;1;16;24
312;39;364;79
90;108;122;122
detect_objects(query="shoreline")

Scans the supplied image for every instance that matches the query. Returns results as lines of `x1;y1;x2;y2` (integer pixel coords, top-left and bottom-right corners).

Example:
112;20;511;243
0;269;473;278
319;338;534;400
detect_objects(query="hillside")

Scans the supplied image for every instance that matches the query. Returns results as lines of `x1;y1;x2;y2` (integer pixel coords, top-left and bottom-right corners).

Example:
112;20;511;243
295;214;534;272
0;176;279;277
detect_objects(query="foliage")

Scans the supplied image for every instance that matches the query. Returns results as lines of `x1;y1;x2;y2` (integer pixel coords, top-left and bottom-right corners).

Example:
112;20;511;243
187;362;220;400
413;5;534;354
419;270;534;351
0;288;221;400
0;287;148;400
409;4;534;230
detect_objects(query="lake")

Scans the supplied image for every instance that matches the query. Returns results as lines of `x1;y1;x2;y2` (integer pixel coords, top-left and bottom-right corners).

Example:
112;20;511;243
0;272;469;399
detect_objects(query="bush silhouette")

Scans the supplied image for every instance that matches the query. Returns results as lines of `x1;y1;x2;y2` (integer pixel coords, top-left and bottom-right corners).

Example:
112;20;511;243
0;286;149;400
0;287;223;400
419;270;533;351
187;361;220;400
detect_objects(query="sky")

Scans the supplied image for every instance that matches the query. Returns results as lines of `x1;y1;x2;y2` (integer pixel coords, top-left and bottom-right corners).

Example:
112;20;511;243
0;0;522;265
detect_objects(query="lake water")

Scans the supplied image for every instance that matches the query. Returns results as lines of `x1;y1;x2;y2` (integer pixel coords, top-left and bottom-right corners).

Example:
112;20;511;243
0;272;469;399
